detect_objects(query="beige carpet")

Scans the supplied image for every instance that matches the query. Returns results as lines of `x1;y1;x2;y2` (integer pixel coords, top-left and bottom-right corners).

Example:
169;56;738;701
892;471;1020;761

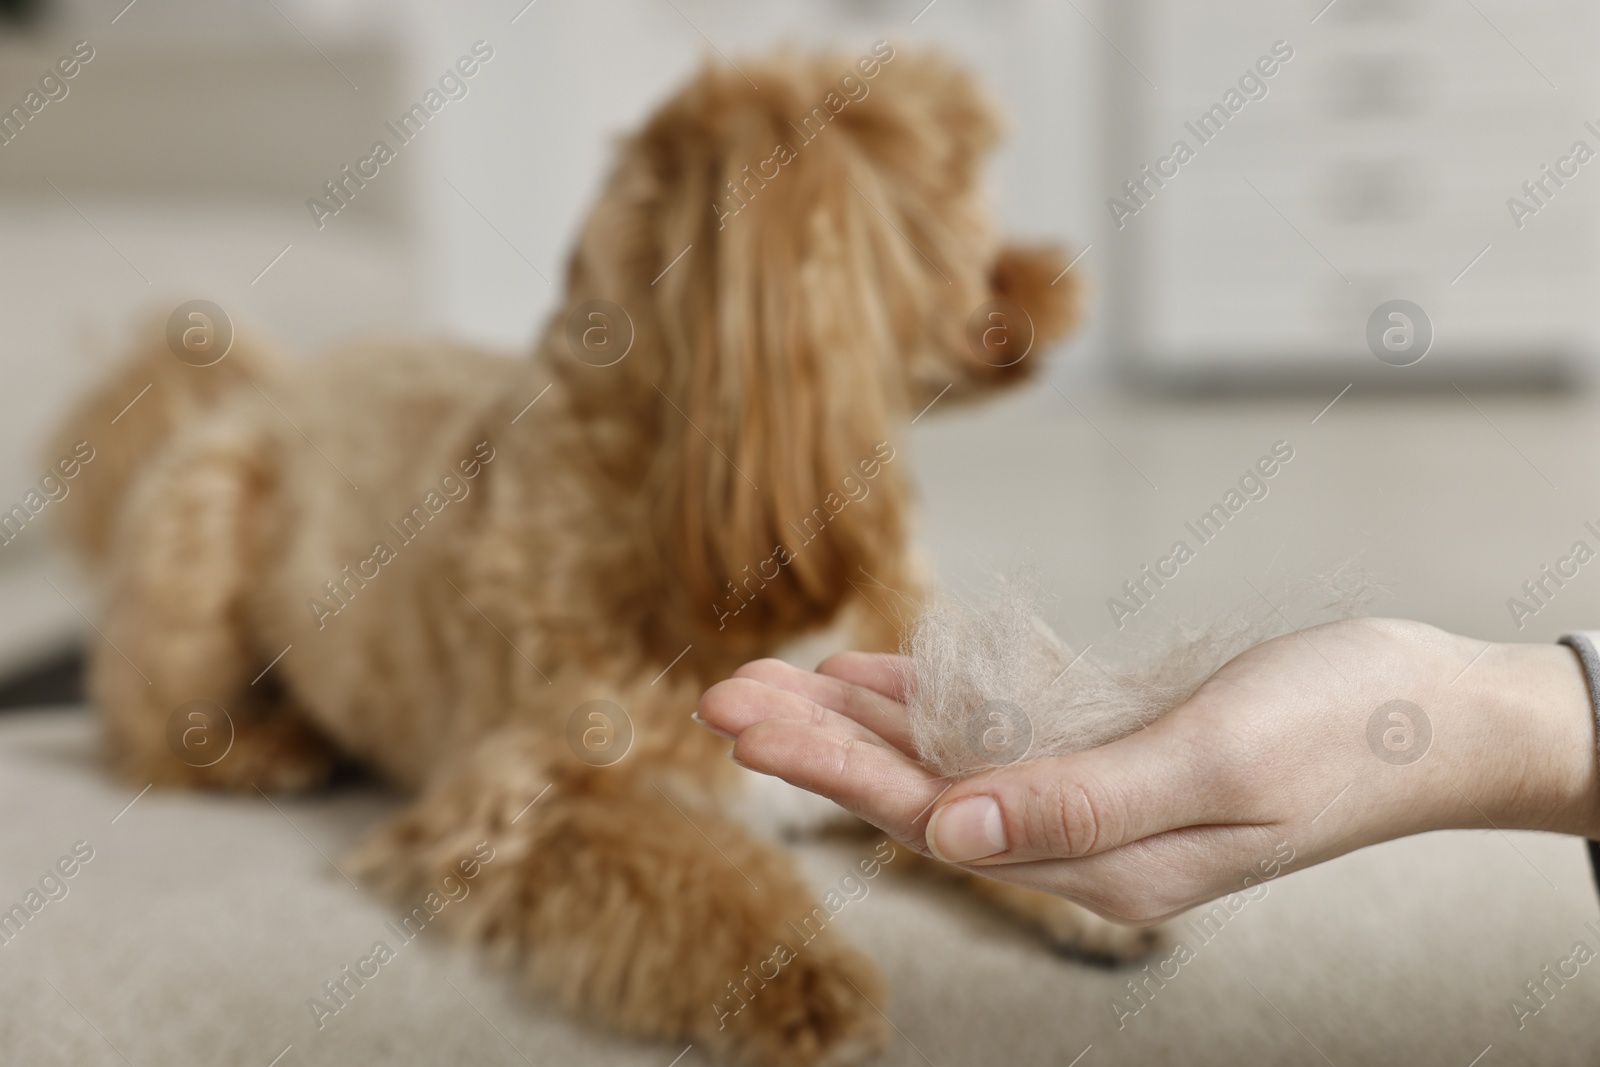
0;702;1595;1067
9;390;1600;1065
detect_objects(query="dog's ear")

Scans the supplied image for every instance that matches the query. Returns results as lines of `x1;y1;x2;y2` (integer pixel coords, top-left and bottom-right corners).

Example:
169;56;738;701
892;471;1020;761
637;67;915;642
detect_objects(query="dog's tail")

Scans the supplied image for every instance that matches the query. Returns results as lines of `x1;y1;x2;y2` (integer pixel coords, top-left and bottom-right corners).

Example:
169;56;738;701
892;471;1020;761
46;317;276;567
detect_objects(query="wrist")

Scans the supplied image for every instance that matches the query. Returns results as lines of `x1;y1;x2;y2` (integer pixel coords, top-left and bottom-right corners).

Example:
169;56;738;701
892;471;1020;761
1474;640;1600;839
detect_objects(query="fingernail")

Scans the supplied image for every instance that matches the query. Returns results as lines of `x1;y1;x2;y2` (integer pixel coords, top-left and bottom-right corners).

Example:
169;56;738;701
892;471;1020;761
927;796;1006;863
726;749;749;769
691;710;736;741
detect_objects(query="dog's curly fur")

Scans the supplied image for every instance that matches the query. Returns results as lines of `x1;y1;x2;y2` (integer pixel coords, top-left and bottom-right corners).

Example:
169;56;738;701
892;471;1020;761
50;49;1141;1065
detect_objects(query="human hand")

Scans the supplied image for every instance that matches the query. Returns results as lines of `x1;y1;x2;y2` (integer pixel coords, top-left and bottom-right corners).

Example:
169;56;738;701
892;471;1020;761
695;618;1600;924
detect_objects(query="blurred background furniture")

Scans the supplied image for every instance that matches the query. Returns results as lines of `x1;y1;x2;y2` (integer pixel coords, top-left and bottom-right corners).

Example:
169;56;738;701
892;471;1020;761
1106;0;1599;390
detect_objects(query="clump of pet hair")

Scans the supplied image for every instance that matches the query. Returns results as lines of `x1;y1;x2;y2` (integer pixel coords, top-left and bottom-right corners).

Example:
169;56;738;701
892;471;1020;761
905;570;1374;777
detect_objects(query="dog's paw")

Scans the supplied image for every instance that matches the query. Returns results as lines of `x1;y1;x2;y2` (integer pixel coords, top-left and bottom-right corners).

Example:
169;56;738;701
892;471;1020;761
1033;902;1166;964
722;940;889;1067
970;879;1165;964
237;715;339;792
116;709;337;792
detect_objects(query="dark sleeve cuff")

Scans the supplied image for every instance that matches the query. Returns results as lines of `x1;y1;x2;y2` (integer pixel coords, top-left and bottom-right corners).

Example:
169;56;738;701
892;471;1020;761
1556;632;1600;898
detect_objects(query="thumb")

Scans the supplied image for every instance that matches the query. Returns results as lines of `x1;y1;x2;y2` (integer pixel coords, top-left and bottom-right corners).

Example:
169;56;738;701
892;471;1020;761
923;724;1231;865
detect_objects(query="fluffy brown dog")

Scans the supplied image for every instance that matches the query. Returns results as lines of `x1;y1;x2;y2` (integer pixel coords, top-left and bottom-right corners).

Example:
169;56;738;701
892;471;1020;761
51;47;1139;1065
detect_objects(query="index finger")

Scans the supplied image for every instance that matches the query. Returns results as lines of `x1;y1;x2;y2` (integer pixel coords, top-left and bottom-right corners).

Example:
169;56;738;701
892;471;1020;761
732;657;915;755
731;717;950;850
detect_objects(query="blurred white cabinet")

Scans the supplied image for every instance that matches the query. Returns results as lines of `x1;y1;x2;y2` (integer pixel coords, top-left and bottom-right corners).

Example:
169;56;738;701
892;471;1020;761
1102;0;1599;388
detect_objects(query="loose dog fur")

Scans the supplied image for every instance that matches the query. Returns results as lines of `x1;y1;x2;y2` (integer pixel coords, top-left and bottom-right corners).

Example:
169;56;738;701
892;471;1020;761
907;574;1373;777
51;50;1136;1065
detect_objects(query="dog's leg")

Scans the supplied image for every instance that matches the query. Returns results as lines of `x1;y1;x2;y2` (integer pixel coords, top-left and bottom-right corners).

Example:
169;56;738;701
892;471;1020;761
887;845;1162;962
352;727;890;1067
956;869;1165;962
90;427;337;791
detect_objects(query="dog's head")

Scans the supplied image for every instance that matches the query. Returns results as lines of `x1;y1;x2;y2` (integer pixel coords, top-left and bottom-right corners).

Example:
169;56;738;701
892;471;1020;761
557;47;1081;642
627;46;1078;400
